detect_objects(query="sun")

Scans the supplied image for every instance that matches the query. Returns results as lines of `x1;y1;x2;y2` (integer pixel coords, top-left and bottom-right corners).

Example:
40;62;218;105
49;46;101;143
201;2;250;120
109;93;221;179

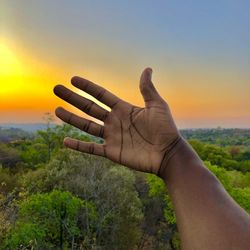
0;41;68;113
0;43;24;95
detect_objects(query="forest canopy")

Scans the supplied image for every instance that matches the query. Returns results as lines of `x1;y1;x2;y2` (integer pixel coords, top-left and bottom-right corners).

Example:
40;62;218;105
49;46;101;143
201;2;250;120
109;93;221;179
0;121;250;249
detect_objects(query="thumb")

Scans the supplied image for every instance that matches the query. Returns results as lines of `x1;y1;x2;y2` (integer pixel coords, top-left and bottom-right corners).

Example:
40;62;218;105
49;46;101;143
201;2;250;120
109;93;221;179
139;67;161;107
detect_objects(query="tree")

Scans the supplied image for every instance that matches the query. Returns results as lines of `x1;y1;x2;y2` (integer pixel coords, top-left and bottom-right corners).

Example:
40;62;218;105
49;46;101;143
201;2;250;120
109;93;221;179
206;161;250;213
0;143;20;168
228;146;241;159
3;190;94;249
230;187;250;213
23;149;143;249
146;174;180;249
20;121;92;169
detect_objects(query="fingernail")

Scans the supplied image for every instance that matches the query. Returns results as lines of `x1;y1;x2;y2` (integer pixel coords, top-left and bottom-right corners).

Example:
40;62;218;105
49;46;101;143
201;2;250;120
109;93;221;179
63;138;70;146
147;68;153;80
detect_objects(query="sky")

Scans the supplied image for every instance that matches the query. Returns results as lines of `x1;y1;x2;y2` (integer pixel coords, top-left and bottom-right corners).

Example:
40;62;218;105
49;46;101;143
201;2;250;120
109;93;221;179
0;0;249;128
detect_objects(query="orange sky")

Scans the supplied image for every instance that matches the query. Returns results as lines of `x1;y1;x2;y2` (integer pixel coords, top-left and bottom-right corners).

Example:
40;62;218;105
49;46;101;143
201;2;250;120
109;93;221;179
1;1;250;128
0;39;250;128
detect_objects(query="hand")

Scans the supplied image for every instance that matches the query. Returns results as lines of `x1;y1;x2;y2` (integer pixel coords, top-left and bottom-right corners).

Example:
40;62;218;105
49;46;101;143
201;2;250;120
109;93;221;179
54;68;181;175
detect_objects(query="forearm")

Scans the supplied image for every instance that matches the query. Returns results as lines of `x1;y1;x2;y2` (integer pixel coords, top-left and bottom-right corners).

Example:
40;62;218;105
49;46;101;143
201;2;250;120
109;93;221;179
55;68;250;249
160;138;250;250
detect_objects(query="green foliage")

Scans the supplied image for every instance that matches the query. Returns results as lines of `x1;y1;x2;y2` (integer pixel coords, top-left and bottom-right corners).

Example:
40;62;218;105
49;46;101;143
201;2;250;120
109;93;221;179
147;174;176;225
241;148;250;160
22;150;143;249
3;223;46;250
146;162;250;249
0;192;17;244
0;143;20;168
205;162;232;189
238;160;250;172
206;162;250;213
3;190;92;249
230;188;250;213
20;141;48;168
181;128;250;146
189;140;250;172
0;167;21;196
18;121;92;168
1;124;250;249
147;173;166;197
163;195;176;225
146;174;179;248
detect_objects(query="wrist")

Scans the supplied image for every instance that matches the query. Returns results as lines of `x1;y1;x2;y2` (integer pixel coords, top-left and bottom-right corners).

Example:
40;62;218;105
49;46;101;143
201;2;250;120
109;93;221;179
157;137;202;180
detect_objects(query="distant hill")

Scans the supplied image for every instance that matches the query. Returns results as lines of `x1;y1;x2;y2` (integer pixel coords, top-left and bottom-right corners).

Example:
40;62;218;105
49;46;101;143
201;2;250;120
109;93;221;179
1;124;250;146
0;123;56;132
0;127;32;143
180;128;250;146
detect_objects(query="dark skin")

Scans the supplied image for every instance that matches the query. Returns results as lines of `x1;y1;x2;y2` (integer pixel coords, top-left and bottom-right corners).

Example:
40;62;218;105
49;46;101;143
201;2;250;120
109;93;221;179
54;68;250;250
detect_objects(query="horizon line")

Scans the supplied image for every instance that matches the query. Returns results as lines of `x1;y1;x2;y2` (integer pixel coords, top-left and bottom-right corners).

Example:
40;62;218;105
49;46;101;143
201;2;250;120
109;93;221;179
0;122;249;130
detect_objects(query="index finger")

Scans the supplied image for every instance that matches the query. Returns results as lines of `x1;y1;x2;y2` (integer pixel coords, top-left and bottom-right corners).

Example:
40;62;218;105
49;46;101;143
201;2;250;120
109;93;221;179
71;76;122;108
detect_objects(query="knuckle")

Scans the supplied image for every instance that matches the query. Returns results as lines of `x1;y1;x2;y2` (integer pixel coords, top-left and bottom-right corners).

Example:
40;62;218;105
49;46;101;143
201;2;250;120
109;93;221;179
89;143;95;154
99;126;104;138
83;120;91;132
96;89;106;100
84;101;94;113
67;113;73;124
102;111;109;121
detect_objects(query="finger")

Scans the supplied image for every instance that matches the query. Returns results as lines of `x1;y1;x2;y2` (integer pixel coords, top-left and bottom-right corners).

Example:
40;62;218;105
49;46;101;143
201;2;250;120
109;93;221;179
64;137;105;157
71;76;122;108
55;107;104;138
139;68;162;107
54;85;109;121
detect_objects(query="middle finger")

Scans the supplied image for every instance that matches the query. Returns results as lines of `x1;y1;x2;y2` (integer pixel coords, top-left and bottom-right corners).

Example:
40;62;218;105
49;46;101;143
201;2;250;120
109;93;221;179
54;84;109;121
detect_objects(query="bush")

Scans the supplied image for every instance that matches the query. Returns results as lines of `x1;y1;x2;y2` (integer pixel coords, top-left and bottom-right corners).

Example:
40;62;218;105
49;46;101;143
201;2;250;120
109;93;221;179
3;190;92;249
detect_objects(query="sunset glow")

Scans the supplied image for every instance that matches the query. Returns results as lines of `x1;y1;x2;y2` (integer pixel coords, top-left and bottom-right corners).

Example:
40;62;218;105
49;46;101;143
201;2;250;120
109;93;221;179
0;1;249;128
0;43;24;95
0;38;66;113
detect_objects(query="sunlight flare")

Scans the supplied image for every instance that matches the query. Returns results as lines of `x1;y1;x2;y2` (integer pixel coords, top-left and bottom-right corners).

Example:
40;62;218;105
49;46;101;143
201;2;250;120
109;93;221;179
0;43;25;94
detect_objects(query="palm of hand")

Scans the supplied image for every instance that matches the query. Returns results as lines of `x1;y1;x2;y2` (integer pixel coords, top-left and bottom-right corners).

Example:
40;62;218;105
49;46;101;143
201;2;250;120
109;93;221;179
54;68;180;174
104;102;179;173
